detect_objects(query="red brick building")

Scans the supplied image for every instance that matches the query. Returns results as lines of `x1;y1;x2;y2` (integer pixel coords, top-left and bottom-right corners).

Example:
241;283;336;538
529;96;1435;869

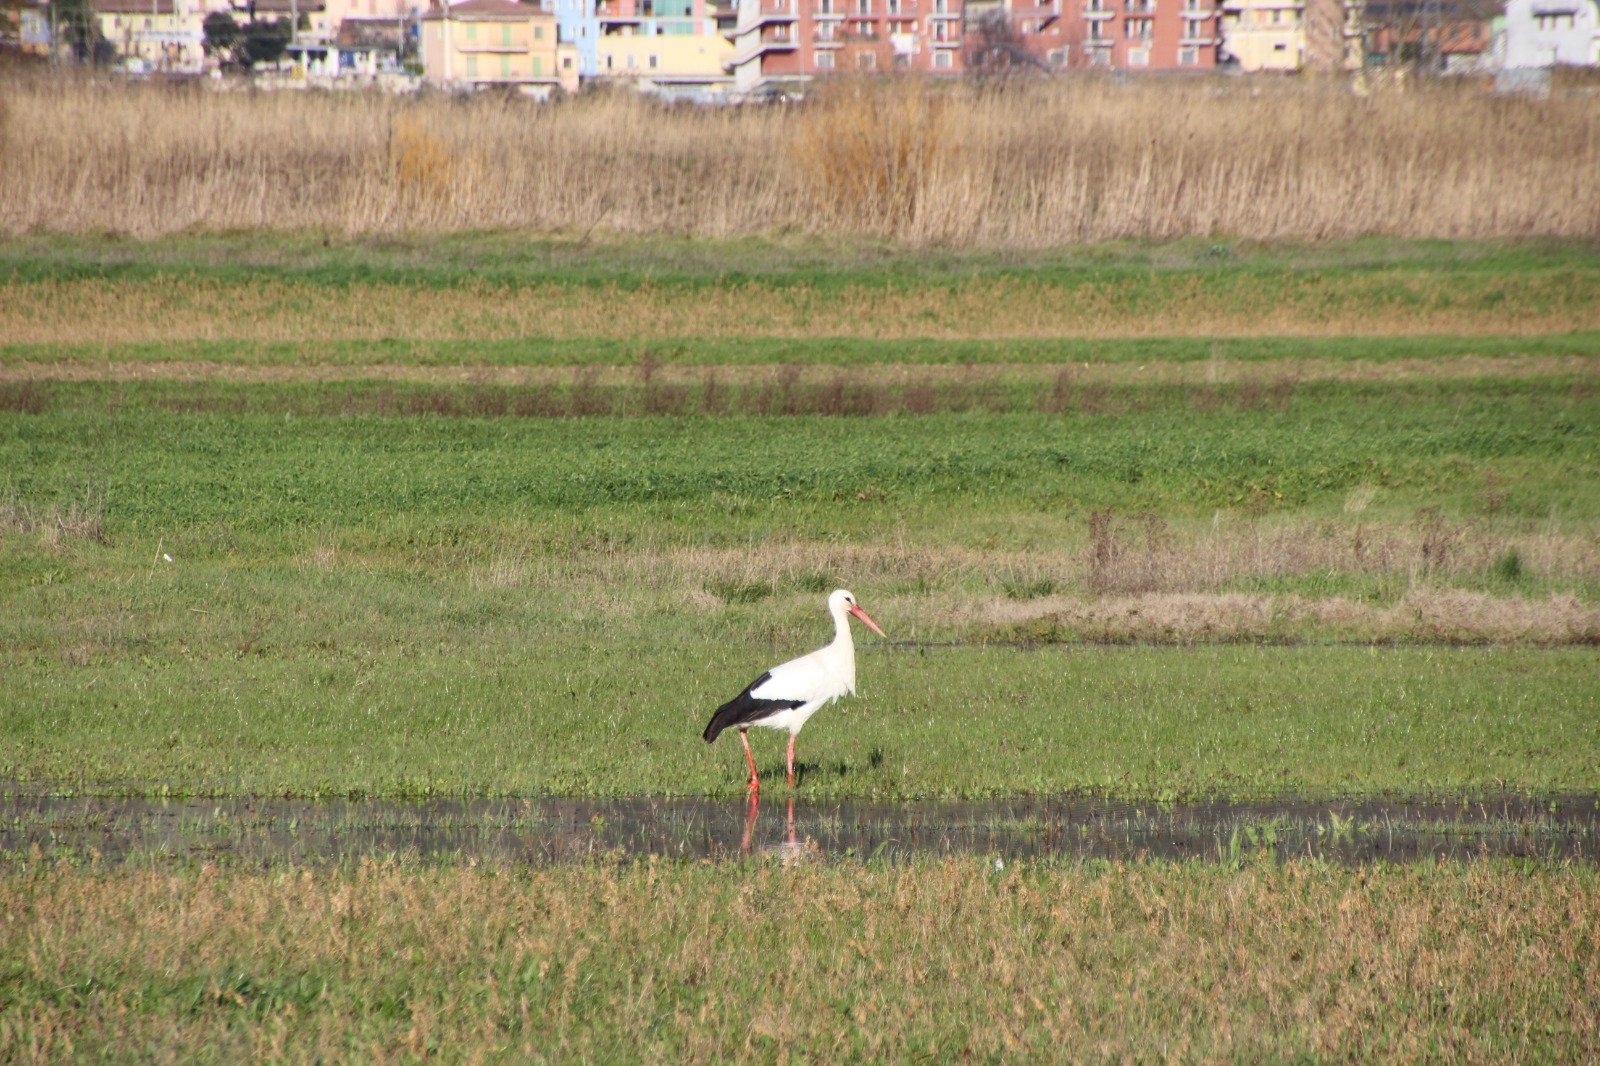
726;0;1216;91
1081;0;1220;68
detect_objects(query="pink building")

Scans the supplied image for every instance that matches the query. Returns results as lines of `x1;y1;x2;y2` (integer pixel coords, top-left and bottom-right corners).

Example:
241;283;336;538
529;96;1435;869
726;0;1216;91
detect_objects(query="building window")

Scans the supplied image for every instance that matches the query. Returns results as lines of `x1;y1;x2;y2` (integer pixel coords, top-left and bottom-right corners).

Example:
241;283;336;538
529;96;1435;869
1179;44;1197;63
933;47;951;66
626;51;636;65
648;52;657;66
501;53;511;75
1124;17;1151;38
466;54;478;75
533;55;542;74
887;0;900;13
535;24;544;38
1128;45;1148;64
1090;46;1110;64
857;49;875;67
816;49;835;66
466;22;477;39
502;24;512;44
563;54;573;67
855;0;870;14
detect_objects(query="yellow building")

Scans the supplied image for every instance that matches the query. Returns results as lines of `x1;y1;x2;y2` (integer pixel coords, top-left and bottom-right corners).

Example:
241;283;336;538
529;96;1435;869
421;0;580;94
1220;0;1358;71
93;0;207;73
1221;0;1304;70
594;30;732;91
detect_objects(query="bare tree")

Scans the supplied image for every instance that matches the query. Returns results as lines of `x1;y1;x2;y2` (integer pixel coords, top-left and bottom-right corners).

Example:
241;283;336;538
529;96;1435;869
964;8;1049;75
1359;0;1501;77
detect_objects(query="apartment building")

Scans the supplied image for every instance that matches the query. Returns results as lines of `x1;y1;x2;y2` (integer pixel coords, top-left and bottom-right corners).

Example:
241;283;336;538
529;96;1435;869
1079;0;1220;68
420;0;579;92
1501;0;1596;67
93;0;207;72
548;0;732;88
724;0;1216;91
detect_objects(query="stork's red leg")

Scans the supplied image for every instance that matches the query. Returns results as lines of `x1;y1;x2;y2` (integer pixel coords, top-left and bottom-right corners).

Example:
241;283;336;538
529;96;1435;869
740;729;760;794
786;734;796;787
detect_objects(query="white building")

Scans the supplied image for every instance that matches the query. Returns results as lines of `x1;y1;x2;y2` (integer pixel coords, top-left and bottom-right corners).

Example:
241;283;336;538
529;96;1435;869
1500;0;1599;66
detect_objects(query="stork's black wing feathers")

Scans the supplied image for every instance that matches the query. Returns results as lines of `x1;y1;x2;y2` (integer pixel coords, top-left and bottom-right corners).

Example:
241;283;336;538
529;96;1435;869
702;671;805;743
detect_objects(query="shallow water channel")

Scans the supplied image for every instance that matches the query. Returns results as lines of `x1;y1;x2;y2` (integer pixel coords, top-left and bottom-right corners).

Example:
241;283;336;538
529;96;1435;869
3;788;1597;866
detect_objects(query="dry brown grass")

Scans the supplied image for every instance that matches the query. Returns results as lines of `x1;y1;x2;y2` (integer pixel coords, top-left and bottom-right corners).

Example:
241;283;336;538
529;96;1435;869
972;589;1600;645
6;272;1600;344
0;485;107;546
2;860;1596;1060
622;516;1600;595
2;73;1598;242
501;519;1600;643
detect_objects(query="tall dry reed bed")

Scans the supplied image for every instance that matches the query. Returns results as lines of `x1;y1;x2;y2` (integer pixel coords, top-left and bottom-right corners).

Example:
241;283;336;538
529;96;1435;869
2;73;1598;242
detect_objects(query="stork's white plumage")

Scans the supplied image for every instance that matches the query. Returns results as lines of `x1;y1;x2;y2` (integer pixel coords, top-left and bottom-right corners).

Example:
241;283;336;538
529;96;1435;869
702;589;886;793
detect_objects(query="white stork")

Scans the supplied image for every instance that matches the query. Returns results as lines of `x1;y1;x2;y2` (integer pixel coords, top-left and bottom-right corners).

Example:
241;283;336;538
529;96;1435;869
702;588;886;793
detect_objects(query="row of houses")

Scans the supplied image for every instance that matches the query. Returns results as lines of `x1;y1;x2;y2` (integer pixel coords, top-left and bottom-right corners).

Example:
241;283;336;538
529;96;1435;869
14;0;1600;94
16;0;416;76
429;0;1599;94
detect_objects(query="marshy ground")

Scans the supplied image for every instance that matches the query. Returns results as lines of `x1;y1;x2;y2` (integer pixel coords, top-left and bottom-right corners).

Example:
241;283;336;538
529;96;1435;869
2;234;1598;1059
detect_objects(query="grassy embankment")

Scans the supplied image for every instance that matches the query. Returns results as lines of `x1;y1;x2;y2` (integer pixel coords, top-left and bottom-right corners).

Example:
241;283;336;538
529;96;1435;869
2;860;1597;1060
3;238;1597;798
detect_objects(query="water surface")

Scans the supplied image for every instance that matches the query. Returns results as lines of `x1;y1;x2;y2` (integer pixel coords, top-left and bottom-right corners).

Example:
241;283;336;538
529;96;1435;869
3;787;1596;866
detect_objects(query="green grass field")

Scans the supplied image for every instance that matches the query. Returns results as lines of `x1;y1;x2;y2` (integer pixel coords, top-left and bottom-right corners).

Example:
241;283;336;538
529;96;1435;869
3;237;1599;799
3;236;1599;1060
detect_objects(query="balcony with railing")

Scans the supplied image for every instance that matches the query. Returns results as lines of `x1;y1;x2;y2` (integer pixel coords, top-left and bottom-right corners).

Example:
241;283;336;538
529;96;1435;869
728;19;800;62
738;0;799;28
596;0;648;23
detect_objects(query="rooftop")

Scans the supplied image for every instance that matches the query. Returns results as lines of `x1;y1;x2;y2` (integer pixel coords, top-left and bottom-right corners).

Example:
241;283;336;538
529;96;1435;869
421;0;550;20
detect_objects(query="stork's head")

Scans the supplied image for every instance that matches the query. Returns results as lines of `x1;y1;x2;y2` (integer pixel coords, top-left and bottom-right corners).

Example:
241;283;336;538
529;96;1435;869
830;588;886;637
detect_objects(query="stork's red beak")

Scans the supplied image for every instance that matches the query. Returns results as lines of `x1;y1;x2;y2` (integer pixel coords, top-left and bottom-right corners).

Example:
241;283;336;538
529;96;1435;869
848;603;886;637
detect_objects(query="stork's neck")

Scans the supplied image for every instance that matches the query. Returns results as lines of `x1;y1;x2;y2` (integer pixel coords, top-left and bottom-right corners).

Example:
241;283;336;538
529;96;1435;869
827;600;858;692
830;601;854;648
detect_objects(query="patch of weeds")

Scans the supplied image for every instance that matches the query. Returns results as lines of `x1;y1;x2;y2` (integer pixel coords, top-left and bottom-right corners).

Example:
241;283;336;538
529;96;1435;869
1491;549;1526;585
0;382;50;414
795;570;835;594
1001;575;1057;600
0;482;108;545
707;579;775;604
